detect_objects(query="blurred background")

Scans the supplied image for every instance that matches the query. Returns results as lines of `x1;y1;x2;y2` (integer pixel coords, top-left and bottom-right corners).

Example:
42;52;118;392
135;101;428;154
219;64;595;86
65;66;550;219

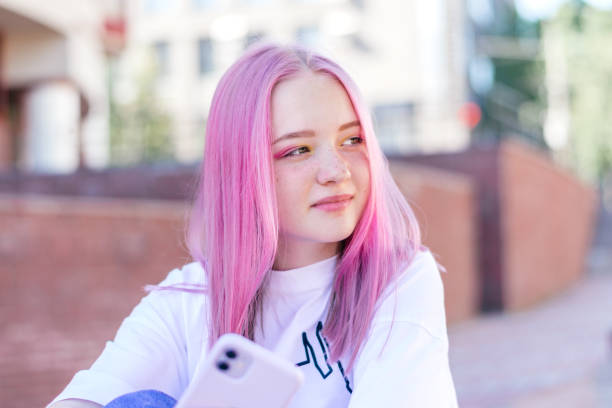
1;0;611;406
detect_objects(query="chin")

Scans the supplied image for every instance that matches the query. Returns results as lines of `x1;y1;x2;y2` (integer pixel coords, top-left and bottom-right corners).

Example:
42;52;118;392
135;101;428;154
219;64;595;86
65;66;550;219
314;224;356;243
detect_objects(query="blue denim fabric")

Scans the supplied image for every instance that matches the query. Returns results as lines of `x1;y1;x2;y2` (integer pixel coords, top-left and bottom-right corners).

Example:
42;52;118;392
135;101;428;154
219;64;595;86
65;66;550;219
105;390;177;408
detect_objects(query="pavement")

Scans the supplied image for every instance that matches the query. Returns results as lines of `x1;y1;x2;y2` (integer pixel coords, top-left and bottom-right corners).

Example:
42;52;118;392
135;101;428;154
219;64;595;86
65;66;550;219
448;205;612;407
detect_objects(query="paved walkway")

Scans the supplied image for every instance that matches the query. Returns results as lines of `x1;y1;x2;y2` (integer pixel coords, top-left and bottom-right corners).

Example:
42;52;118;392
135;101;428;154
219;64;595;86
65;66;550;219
448;205;612;407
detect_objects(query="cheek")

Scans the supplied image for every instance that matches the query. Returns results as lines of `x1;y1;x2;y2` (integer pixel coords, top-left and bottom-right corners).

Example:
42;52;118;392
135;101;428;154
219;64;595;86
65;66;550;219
274;164;312;218
274;174;289;218
349;153;370;193
274;162;317;192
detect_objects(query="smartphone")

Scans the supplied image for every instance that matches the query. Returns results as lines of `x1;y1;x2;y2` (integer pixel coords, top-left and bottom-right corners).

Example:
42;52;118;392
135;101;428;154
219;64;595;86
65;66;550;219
175;333;304;408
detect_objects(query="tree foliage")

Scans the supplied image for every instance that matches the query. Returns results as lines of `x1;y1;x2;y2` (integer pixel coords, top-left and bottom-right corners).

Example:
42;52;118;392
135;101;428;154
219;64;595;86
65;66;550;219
548;2;612;182
108;55;173;166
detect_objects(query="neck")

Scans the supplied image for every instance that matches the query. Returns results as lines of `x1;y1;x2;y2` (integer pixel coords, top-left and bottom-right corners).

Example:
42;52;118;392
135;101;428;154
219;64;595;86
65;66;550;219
273;238;340;271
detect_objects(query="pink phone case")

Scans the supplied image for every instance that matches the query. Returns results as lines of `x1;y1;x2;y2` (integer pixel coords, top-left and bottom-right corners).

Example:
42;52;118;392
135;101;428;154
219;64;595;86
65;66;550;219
175;333;304;408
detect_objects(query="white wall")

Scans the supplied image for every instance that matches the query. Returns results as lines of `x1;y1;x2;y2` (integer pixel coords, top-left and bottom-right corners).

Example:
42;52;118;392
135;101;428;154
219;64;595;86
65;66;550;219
66;25;110;168
4;31;67;84
23;82;80;173
1;0;110;169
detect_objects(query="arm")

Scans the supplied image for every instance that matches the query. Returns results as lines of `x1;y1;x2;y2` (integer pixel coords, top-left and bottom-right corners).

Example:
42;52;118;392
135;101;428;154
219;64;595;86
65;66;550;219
348;251;458;407
348;321;457;407
48;267;198;406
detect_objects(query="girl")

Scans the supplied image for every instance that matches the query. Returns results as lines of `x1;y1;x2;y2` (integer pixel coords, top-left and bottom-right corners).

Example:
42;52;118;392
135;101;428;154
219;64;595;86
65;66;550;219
49;43;458;407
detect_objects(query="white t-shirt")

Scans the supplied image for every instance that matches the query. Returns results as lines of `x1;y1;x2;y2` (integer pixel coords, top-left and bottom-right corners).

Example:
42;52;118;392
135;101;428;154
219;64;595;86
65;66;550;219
51;250;458;407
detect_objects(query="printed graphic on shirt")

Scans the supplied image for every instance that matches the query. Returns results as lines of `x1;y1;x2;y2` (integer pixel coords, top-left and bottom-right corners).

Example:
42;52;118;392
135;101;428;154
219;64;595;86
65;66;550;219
296;321;353;393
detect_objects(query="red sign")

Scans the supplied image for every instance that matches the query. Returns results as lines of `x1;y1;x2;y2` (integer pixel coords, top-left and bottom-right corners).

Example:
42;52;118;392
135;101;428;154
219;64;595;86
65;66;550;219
458;102;482;129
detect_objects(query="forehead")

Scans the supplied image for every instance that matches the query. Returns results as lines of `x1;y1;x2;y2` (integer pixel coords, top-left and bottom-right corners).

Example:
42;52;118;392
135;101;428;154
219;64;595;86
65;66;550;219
270;71;357;137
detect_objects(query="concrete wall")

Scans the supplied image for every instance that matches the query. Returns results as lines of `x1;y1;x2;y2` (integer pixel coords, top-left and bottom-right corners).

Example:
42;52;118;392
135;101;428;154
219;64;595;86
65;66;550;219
0;165;198;199
0;0;110;169
3;30;67;84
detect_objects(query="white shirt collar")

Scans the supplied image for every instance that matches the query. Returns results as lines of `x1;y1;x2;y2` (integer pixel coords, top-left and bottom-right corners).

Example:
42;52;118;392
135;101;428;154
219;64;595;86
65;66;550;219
268;255;338;293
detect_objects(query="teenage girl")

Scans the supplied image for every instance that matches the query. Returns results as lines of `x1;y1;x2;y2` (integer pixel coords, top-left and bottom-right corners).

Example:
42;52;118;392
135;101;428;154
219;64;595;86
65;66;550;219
49;43;458;407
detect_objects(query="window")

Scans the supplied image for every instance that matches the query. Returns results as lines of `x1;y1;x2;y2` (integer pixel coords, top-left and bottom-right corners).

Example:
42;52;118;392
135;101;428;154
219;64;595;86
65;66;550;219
198;38;214;75
153;41;170;76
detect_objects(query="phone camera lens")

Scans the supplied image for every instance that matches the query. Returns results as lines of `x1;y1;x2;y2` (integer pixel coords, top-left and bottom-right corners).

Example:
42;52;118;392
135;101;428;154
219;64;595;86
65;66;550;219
217;361;230;371
225;349;237;359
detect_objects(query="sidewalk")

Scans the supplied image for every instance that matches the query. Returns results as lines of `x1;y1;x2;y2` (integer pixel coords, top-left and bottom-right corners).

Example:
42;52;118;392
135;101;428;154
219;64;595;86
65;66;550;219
448;206;612;407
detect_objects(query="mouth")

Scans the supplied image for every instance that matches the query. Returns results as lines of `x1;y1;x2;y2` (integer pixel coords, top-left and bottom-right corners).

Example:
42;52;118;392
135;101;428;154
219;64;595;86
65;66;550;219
312;194;354;211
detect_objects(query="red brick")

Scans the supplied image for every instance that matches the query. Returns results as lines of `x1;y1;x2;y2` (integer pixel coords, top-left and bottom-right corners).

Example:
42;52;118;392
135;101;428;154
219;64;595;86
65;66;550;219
499;141;597;310
390;162;480;324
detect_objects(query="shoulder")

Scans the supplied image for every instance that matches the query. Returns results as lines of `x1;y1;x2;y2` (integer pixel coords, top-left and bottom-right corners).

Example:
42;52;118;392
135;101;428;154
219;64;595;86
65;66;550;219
126;260;207;319
156;261;207;287
134;261;208;321
372;249;447;339
115;261;209;353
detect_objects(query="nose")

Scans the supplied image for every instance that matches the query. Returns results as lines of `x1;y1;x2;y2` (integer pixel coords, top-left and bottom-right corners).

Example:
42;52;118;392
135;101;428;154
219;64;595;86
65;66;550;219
316;148;351;185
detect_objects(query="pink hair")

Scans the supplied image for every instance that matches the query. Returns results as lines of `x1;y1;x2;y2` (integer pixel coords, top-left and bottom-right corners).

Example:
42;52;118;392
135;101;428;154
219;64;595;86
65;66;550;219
187;43;422;372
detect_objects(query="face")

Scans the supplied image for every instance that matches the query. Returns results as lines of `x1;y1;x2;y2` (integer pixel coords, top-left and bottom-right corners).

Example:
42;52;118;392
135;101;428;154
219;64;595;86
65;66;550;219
270;71;370;255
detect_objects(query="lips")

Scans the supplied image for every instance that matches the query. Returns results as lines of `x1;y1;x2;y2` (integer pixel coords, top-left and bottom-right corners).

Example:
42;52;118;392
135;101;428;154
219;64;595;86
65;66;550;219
312;194;353;207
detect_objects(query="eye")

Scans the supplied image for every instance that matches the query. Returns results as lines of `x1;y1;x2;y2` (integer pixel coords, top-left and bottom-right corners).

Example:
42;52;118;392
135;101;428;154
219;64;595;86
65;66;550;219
342;136;364;146
284;146;310;157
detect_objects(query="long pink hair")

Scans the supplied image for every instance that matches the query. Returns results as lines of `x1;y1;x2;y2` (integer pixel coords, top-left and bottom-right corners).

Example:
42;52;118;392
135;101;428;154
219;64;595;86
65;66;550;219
187;43;422;372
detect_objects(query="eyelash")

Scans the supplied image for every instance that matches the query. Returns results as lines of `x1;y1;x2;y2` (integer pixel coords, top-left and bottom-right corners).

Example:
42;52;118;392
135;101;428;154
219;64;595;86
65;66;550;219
281;136;365;158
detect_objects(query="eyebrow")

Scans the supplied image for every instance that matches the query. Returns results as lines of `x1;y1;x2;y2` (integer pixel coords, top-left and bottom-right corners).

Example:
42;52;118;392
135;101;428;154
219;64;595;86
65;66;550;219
272;120;361;145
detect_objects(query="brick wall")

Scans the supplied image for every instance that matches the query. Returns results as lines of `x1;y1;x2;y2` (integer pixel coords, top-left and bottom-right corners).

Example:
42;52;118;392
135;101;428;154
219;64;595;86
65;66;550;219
396;139;598;311
394;143;504;310
499;141;597;310
0;195;189;407
389;162;479;324
0;163;478;407
1;140;595;406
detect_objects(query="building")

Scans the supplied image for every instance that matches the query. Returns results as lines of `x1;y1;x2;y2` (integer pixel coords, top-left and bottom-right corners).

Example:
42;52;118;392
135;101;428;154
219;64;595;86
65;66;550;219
116;0;470;164
0;0;122;172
